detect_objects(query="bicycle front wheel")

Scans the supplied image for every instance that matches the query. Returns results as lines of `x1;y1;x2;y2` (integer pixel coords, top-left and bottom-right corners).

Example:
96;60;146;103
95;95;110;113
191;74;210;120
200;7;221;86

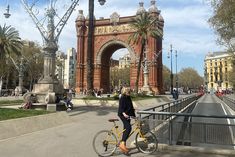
135;131;158;154
92;130;117;157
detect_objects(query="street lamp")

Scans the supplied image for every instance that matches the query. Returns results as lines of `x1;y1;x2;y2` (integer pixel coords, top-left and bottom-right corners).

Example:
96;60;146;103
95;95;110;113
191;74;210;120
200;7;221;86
142;45;150;92
3;4;11;18
87;0;106;94
140;45;162;95
175;50;178;96
98;0;106;5
167;44;173;94
20;0;82;107
3;0;11;18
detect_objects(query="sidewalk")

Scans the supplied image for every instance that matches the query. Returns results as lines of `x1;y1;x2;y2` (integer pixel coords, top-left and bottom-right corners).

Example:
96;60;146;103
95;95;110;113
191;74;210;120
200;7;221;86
0;105;234;157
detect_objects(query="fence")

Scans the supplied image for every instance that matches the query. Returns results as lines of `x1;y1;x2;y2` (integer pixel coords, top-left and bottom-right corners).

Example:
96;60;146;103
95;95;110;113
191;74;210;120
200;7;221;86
140;94;200;119
137;111;235;148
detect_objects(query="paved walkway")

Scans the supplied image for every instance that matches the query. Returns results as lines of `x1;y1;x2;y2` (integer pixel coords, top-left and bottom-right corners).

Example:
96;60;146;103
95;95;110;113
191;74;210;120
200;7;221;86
0;94;234;157
0;106;233;157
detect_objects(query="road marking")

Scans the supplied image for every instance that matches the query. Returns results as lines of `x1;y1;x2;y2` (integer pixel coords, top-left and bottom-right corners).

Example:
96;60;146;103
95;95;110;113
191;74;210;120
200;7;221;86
220;102;235;150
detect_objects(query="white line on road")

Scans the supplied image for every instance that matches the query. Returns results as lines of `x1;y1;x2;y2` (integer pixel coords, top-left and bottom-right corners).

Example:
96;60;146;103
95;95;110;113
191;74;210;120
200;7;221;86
220;102;235;150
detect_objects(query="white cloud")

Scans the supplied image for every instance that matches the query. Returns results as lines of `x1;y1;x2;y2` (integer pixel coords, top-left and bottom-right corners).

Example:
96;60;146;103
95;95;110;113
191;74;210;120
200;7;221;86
0;0;225;75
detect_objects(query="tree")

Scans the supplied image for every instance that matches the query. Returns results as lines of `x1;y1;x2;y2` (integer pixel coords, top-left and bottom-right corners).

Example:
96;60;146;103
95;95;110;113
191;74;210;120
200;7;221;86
208;0;235;48
178;68;204;91
0;25;22;95
21;41;43;91
162;65;171;92
128;12;163;94
228;58;235;89
0;25;22;58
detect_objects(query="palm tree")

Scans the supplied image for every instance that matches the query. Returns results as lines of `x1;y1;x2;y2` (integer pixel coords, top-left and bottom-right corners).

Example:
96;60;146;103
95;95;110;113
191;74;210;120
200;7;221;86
0;24;22;58
128;12;163;94
0;24;22;95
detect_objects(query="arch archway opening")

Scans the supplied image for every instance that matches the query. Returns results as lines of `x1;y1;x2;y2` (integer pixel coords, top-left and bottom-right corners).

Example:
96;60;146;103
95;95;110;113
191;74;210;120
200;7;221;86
98;43;133;93
110;48;130;94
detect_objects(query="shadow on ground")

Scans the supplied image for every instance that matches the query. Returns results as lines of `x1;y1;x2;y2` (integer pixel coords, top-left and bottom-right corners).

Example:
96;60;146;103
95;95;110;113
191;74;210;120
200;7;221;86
67;105;118;117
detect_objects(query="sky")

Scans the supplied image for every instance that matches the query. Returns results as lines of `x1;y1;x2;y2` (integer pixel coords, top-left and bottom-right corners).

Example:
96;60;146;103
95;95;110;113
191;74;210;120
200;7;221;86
0;0;226;76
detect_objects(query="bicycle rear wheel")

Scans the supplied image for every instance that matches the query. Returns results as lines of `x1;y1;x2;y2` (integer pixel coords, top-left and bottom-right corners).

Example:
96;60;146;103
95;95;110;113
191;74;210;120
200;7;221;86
93;130;117;157
135;131;158;154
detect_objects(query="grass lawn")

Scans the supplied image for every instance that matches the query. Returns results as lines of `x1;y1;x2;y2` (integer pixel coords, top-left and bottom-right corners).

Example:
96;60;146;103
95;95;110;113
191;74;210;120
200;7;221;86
0;108;51;121
0;99;24;106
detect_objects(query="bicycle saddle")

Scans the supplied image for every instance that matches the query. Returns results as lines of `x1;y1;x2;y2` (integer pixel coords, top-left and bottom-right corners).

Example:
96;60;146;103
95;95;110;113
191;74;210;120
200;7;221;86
108;118;119;122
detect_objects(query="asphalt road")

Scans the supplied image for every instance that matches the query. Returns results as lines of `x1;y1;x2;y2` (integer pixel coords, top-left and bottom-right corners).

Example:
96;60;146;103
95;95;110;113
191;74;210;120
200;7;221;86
190;94;235;148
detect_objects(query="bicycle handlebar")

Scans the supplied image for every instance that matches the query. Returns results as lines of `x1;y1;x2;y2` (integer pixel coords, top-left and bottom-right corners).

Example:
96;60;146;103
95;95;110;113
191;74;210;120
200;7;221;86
128;116;139;120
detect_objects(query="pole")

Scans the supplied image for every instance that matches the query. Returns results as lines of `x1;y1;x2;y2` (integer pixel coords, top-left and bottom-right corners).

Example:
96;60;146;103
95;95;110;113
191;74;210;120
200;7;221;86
18;57;24;95
175;50;178;95
87;0;95;95
170;44;173;94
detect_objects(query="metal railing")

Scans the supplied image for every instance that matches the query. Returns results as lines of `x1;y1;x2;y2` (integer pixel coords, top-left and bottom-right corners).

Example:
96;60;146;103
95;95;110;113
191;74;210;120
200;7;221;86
140;94;200;119
137;111;235;147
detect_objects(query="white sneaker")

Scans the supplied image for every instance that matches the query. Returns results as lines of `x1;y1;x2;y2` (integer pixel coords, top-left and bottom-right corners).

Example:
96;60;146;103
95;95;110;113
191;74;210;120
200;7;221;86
68;105;71;108
67;108;71;111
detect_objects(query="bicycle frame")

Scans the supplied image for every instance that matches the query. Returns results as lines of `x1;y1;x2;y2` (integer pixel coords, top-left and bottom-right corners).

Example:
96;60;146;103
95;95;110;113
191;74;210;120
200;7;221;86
110;119;144;143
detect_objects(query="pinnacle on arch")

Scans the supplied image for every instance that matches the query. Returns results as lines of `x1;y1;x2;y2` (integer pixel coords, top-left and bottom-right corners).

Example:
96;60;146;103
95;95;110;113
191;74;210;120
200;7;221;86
148;0;160;14
136;1;146;15
76;10;85;21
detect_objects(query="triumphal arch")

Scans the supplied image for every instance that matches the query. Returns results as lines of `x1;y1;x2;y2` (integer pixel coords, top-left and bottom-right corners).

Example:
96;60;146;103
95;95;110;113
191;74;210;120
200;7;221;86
75;1;164;94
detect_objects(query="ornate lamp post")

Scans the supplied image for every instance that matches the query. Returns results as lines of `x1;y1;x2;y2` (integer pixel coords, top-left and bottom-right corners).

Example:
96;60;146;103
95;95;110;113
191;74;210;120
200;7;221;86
141;45;162;95
168;44;173;94
142;45;150;92
3;5;11;18
3;0;11;18
19;0;81;107
175;50;178;96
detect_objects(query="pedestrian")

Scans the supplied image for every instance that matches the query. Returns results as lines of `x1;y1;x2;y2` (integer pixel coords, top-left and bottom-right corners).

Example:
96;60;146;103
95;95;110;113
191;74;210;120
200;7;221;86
118;87;136;154
61;93;73;111
15;87;19;98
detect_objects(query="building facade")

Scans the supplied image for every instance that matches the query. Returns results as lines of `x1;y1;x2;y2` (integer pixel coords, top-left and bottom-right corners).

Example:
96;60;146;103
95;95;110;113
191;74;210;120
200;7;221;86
119;54;131;69
55;51;66;85
204;51;234;92
75;1;164;94
64;48;77;89
56;48;77;89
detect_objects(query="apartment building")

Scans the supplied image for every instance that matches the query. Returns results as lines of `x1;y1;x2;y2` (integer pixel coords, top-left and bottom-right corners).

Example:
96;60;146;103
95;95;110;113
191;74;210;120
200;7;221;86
56;48;77;89
204;51;234;92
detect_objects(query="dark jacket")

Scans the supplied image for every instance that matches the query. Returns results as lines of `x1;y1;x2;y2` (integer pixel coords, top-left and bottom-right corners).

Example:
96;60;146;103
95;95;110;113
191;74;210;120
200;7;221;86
118;95;136;117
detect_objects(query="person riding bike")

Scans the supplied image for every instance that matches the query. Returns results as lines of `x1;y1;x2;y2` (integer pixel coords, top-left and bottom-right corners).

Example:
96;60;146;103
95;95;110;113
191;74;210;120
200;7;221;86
118;87;136;153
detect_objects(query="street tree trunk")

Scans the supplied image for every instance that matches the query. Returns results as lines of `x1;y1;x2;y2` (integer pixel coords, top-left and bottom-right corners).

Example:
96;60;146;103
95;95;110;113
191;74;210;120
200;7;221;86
0;76;2;96
134;41;145;94
87;0;94;95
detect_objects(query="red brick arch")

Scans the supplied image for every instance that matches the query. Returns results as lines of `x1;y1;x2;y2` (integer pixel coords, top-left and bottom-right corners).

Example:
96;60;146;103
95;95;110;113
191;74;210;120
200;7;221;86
75;13;164;94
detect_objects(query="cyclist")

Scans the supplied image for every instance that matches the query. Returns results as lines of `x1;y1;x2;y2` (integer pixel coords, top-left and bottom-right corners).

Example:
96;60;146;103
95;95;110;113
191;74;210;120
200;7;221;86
118;87;136;154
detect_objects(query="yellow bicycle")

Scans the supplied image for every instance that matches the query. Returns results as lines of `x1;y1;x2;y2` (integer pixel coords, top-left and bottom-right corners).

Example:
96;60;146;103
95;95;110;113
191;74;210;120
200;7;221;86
92;117;158;156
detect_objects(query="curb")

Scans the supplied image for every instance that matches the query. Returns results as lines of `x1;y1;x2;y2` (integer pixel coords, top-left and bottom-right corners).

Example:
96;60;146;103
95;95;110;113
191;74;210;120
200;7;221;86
158;144;235;156
0;112;71;141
